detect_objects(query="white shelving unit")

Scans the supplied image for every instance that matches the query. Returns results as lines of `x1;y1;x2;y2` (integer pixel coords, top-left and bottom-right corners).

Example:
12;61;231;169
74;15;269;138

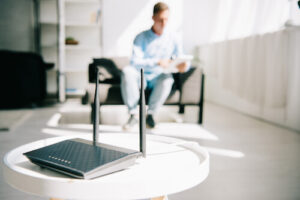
39;0;102;100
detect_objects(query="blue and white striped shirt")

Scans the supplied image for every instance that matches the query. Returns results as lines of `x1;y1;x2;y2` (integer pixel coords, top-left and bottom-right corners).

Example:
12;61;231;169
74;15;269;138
130;29;183;80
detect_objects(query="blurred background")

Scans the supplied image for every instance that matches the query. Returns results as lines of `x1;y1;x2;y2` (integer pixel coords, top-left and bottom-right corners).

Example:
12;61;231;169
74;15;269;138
0;0;299;131
0;0;300;200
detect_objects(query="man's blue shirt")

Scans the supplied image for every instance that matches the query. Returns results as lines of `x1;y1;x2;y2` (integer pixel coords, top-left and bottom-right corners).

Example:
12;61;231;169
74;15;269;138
130;28;183;80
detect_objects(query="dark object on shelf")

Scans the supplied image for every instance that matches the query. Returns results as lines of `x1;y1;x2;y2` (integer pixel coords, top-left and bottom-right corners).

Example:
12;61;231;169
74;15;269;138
84;57;205;124
65;37;79;45
0;50;54;109
24;68;146;179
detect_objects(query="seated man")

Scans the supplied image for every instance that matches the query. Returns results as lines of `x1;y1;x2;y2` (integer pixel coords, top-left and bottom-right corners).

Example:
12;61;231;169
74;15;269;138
121;2;189;130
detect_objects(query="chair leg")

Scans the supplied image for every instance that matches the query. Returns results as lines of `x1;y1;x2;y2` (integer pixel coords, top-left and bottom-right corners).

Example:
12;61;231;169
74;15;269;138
179;104;185;114
198;105;203;124
198;74;205;124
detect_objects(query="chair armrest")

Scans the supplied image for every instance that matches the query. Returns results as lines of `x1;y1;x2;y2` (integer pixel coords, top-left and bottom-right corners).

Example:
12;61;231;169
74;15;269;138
44;62;54;70
180;66;203;105
88;58;121;83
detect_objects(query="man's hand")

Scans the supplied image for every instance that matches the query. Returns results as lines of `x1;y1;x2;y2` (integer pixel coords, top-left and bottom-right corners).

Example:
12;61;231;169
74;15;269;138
158;59;171;69
176;62;188;73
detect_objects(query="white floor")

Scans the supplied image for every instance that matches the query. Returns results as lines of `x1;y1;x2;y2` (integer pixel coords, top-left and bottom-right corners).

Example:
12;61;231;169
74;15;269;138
0;100;299;200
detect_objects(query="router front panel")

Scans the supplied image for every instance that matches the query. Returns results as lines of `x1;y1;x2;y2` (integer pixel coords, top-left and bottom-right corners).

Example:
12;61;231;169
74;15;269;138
24;139;141;179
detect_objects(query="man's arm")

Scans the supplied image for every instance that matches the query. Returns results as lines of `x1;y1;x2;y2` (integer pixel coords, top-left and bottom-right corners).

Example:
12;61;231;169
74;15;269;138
130;36;159;70
172;35;190;73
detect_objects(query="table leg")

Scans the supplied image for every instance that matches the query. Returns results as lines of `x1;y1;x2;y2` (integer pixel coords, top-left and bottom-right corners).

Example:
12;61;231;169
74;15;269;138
151;196;167;200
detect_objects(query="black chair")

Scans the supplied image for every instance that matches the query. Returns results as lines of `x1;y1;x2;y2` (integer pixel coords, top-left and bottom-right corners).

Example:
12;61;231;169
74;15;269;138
84;57;205;124
0;50;54;108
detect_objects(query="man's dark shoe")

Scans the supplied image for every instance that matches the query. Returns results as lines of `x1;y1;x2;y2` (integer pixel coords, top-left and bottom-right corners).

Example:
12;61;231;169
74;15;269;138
122;114;138;131
146;114;155;128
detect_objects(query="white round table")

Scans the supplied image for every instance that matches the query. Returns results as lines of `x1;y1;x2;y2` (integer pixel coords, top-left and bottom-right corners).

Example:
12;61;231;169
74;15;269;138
3;133;209;200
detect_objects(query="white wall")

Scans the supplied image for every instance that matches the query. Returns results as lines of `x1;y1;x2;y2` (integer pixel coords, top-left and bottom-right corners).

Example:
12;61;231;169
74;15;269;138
0;0;35;51
289;0;300;25
182;0;300;131
102;0;183;57
200;29;300;131
182;0;291;54
182;0;220;54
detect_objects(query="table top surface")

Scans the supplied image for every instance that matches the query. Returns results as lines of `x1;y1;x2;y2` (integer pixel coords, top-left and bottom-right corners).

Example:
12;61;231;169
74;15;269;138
3;133;209;200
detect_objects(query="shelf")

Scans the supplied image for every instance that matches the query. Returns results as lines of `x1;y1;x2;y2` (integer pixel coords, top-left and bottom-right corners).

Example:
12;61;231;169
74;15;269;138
66;22;100;27
42;45;57;48
40;0;99;4
41;21;100;27
42;45;100;51
64;68;87;73
65;88;86;96
38;0;101;101
65;0;99;3
65;45;100;50
40;21;57;25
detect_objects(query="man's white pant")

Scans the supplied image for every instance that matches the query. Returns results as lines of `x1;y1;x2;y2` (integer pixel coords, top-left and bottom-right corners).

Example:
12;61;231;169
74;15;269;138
121;66;174;115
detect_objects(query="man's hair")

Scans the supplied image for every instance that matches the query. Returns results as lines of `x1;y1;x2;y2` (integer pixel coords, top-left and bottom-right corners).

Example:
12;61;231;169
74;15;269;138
153;2;169;15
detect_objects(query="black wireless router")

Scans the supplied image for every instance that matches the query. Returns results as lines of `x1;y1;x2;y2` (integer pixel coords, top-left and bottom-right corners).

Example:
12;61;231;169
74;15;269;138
24;68;146;179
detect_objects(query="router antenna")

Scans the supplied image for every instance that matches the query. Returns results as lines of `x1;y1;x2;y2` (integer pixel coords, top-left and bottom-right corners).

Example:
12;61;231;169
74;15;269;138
93;66;100;145
139;68;146;157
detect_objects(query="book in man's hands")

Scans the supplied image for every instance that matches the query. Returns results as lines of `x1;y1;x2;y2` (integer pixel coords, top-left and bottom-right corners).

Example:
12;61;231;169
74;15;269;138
164;55;193;73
